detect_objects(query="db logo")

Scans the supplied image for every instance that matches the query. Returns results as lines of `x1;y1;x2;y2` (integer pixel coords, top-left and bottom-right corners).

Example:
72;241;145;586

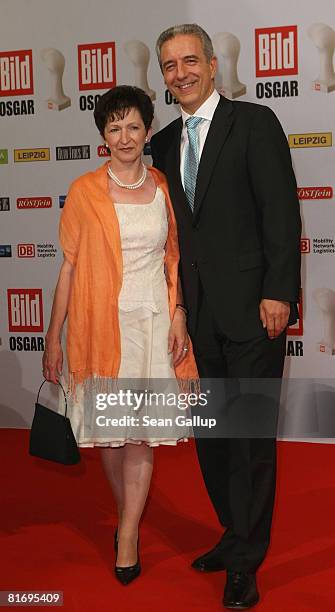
18;243;35;258
0;50;34;96
300;238;310;254
78;42;116;90
7;289;43;332
255;25;298;77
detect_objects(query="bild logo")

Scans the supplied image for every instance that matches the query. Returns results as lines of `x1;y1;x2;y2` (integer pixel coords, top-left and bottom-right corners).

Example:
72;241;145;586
0;50;34;96
255;25;298;77
7;289;43;332
78;42;116;90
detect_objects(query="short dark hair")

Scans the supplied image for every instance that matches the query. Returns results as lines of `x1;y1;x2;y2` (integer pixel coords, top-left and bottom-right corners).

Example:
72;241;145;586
156;24;214;70
94;85;154;136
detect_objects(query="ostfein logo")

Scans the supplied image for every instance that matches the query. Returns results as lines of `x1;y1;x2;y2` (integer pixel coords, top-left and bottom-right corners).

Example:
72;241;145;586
255;26;298;77
0;50;34;96
288;133;332;148
298;186;333;199
14;148;50;162
97;144;109;157
7;289;43;333
17;197;52;209
78;42;116;90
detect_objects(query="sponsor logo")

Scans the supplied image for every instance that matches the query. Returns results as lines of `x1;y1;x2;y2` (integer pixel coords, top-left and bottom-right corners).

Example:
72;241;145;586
0;245;12;257
255;26;298;77
297;186;333;200
56;145;90;160
0;50;34;96
18;244;35;258
78;42;116;90
14;148;50;162
300;238;310;253
9;336;45;351
59;195;66;208
287;289;303;336
36;243;57;258
0;99;34;116
256;80;298;99
0;149;8;164
0;197;10;210
313;238;335;254
288;132;332;148
17;197;52;209
79;93;102;111
97;144;109;157
286;339;303;356
7;288;43;333
17;243;57;258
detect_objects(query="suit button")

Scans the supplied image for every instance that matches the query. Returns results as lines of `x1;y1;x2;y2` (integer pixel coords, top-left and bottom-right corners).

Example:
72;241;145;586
191;261;198;270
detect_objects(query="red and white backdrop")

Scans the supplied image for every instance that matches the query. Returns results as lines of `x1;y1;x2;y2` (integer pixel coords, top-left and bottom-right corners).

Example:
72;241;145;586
1;0;334;438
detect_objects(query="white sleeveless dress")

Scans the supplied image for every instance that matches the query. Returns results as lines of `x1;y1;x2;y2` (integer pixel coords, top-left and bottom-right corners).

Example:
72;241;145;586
66;186;190;447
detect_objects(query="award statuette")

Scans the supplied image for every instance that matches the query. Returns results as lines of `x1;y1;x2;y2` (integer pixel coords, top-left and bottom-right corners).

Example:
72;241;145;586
213;32;246;99
308;23;335;94
124;40;156;101
40;48;71;111
313;288;335;355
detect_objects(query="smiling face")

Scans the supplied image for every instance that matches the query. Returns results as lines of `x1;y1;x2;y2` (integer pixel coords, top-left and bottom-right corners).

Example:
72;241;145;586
161;34;217;114
103;107;151;164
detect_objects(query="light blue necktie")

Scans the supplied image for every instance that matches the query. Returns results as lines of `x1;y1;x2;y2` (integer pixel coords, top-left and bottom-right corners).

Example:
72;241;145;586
183;116;202;211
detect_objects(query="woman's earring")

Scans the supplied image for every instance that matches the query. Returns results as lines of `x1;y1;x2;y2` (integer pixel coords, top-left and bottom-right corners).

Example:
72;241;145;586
104;142;111;153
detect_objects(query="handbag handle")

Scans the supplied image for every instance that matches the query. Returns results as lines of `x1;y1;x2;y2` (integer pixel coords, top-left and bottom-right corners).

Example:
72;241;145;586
36;379;68;418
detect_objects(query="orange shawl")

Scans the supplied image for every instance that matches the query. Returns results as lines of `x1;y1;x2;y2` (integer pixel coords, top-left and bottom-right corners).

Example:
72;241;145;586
59;162;198;388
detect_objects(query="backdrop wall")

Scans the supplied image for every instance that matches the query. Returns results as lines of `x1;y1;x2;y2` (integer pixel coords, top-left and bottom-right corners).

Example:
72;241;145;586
1;0;334;437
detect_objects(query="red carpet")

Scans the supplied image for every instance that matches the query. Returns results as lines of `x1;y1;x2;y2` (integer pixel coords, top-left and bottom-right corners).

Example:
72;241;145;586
1;431;335;611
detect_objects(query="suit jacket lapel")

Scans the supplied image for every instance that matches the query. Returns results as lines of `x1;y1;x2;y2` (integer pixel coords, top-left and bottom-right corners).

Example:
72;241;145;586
193;96;234;221
165;119;193;222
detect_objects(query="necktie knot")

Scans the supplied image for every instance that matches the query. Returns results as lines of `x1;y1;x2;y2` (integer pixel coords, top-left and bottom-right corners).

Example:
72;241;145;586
185;116;202;132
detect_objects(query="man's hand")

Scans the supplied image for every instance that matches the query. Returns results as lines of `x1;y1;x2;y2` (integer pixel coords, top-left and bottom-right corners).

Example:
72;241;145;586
259;299;290;339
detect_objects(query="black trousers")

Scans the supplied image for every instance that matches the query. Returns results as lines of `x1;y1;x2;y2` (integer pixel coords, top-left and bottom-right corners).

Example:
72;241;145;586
190;288;286;572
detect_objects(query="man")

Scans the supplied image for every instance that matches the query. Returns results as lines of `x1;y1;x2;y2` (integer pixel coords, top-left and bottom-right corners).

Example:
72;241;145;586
150;24;301;609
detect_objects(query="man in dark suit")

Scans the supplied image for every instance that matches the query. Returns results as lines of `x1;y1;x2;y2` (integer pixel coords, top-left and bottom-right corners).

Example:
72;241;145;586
151;24;301;609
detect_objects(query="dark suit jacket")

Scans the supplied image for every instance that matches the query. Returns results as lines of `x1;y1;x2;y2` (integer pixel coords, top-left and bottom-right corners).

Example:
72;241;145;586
150;96;301;341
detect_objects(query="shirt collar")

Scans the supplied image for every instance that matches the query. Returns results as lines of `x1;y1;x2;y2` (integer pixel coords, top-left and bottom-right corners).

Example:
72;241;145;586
181;89;220;126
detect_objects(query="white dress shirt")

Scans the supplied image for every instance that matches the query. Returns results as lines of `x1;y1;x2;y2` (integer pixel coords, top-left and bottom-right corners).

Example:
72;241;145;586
180;89;220;188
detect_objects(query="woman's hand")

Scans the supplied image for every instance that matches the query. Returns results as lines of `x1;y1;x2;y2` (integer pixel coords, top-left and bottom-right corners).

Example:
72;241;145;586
42;337;63;384
168;308;189;366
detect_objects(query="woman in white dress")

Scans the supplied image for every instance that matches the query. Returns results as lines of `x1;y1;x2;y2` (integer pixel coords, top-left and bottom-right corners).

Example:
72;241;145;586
42;86;198;585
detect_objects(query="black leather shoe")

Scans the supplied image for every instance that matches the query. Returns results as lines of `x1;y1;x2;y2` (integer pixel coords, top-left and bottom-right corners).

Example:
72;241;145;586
223;572;259;609
115;537;141;586
191;543;226;572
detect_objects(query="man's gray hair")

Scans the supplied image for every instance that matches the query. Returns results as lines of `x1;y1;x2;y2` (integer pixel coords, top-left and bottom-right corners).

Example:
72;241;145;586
156;24;214;70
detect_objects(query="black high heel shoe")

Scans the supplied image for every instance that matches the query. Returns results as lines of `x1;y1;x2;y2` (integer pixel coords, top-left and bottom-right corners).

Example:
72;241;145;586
114;536;141;586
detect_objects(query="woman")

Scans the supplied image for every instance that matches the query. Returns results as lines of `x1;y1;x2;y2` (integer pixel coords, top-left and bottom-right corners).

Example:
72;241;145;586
42;86;198;585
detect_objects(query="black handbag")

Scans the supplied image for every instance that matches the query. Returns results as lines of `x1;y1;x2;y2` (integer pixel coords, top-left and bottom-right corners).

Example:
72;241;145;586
29;379;80;465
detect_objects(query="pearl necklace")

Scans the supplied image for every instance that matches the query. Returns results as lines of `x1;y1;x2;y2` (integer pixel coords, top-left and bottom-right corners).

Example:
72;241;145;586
107;162;147;190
